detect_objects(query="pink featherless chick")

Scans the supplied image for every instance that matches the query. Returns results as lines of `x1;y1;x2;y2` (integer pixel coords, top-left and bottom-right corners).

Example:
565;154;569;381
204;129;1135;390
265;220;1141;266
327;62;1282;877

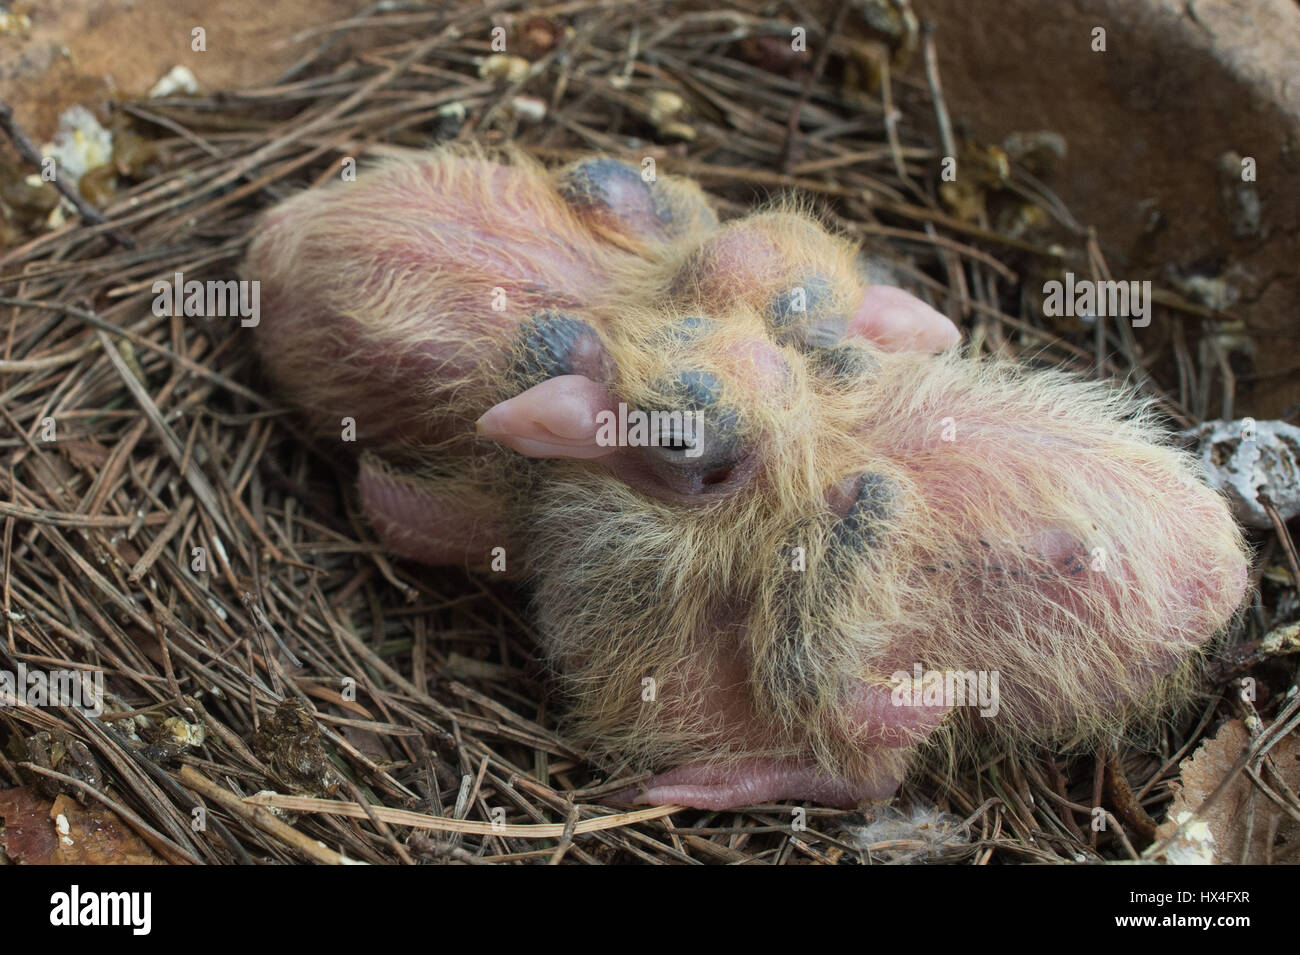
247;147;1247;810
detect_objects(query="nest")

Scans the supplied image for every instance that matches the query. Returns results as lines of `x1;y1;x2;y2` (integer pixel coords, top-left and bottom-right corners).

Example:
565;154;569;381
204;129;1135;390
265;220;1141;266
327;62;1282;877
0;1;1296;865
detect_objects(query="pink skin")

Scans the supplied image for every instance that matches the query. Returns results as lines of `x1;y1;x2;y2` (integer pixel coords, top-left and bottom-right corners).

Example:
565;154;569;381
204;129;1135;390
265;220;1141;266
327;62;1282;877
850;285;959;353
617;760;899;810
358;461;507;566
605;643;953;810
604;685;944;809
476;376;618;460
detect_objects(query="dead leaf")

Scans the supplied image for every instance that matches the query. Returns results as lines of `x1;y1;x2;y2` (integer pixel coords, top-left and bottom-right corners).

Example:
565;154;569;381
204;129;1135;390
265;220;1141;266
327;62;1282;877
1152;719;1300;864
0;786;164;865
0;786;60;863
45;794;165;865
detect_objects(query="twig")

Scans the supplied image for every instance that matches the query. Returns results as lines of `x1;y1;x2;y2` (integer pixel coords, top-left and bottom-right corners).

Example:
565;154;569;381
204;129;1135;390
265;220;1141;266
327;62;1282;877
921;24;956;161
779;0;852;173
176;764;361;865
245;790;684;837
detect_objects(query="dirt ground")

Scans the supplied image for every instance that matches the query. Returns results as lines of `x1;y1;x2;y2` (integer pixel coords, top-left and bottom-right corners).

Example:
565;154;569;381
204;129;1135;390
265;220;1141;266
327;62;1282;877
909;0;1300;420
0;0;372;134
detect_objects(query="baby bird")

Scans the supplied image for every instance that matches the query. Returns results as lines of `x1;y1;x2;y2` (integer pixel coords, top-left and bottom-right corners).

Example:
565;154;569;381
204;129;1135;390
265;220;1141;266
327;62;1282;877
246;146;1248;809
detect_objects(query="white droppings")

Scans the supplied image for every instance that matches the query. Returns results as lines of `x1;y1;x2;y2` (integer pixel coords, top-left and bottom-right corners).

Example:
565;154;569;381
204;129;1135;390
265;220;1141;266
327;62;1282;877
41;106;113;190
149;65;200;99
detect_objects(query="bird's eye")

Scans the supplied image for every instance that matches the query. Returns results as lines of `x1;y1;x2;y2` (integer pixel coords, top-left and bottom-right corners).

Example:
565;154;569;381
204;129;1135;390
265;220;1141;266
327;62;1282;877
508;311;610;387
830;471;897;554
765;274;848;350
640;369;748;492
809;342;879;380
656;314;712;345
558;157;671;236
